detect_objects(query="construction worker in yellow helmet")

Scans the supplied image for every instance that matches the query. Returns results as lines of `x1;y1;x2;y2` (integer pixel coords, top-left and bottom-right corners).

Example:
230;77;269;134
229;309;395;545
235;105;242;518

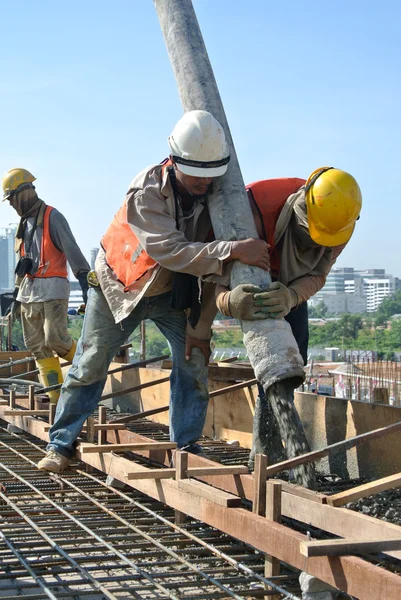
215;167;362;365
211;167;361;468
2;168;91;404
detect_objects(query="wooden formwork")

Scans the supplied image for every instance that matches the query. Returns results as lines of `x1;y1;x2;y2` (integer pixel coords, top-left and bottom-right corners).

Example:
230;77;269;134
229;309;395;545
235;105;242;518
2;385;401;600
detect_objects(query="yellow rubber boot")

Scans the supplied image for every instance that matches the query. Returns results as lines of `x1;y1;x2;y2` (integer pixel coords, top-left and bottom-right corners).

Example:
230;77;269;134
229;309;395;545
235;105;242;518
36;357;63;404
62;339;77;363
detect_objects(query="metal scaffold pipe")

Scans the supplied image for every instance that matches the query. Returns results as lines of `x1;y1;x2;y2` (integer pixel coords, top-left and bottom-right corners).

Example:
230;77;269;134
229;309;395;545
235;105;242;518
154;0;315;486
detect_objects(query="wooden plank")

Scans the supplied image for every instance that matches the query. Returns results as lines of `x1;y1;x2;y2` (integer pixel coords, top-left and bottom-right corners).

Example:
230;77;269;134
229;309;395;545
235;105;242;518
264;420;401;477
49;404;56;425
187;466;248;477
282;492;401;561
43;423;127;432
28;385;35;411
175;451;188;524
97;406;107;445
327;473;401;507
301;538;401;557
81;442;177;454
125;468;176;480
265;481;282;600
3;410;49;416
178;479;242;507
253;454;267;516
277;479;328;504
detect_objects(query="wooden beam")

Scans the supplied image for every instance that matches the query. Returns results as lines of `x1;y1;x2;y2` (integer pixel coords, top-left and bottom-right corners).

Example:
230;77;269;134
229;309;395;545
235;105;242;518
265;481;282;600
97;406;107;445
126;468;176;480
44;423;127;432
175;451;188;524
187;466;248;477
3;410;49;416
327;473;401;507
81;442;177;454
301;538;401;557
177;479;241;507
264;420;401;477
282;492;401;561
253;454;267;516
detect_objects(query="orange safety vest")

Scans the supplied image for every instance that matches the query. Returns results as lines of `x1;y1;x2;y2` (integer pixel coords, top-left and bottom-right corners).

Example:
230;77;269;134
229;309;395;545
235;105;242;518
101;160;173;290
21;206;68;279
246;178;306;273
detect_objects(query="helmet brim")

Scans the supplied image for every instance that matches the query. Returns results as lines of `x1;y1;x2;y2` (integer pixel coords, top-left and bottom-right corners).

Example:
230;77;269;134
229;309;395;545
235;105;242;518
176;163;228;178
308;221;355;247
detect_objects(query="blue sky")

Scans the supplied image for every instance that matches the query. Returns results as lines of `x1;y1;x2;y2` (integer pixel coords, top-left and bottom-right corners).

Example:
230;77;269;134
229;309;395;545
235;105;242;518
1;0;400;276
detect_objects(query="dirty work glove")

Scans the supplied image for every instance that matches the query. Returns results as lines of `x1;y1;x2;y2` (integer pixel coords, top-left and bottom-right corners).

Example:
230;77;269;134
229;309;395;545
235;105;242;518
185;333;211;366
77;271;89;305
228;284;266;320
254;281;298;319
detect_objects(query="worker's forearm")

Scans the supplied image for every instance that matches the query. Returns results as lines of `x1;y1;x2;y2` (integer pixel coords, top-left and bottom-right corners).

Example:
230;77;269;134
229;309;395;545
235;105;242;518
289;275;326;303
216;286;232;317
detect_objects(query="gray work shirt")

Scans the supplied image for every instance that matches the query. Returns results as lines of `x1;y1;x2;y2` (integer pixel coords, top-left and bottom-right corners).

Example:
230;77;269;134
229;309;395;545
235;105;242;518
17;208;90;303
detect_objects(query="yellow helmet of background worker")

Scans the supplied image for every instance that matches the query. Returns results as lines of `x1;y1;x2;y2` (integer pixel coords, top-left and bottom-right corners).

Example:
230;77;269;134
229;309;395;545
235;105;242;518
305;167;362;247
2;168;36;201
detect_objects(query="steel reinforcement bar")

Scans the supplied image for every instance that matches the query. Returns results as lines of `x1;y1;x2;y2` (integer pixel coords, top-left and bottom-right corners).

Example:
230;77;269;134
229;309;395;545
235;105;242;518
0;424;300;599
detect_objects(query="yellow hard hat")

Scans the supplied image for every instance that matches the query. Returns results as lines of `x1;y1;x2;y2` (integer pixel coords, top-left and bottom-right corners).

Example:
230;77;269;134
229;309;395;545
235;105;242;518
2;168;36;201
305;167;362;247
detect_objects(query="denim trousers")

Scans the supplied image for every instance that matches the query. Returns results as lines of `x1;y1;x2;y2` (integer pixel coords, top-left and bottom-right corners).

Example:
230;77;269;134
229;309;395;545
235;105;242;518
48;288;209;458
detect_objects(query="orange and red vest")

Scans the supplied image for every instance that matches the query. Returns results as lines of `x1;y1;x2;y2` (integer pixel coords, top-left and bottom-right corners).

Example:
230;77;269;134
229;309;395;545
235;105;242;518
102;161;174;290
21;206;68;279
246;178;306;273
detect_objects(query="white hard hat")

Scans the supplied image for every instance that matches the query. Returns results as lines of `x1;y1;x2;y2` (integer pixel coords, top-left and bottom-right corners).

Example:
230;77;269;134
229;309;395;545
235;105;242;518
168;110;230;178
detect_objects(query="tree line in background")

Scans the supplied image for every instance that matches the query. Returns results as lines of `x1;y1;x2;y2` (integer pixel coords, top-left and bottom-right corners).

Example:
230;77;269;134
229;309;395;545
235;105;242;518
6;291;401;358
309;291;401;357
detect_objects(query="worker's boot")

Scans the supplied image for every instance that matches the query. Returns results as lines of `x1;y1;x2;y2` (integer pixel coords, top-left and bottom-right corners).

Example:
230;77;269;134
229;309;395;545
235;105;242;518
37;450;71;473
36;357;63;404
61;339;77;363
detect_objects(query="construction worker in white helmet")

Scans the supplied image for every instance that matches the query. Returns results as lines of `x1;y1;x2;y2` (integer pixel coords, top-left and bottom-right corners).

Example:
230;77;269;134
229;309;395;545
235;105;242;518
213;167;362;466
2;169;91;404
38;110;270;473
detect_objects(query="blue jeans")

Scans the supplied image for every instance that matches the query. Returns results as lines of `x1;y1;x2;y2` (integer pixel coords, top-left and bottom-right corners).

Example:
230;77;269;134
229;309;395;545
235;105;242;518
48;288;209;458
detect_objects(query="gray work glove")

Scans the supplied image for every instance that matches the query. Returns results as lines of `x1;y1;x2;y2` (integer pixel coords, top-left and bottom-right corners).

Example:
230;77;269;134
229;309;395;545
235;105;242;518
253;281;298;319
228;284;266;320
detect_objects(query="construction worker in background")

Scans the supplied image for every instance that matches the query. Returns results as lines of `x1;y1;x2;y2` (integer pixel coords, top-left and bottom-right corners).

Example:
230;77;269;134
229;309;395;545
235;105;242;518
2;168;90;403
37;110;270;473
214;167;362;465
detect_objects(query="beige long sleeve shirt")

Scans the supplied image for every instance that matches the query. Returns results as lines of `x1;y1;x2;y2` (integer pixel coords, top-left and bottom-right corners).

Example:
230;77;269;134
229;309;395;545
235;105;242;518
96;162;233;324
